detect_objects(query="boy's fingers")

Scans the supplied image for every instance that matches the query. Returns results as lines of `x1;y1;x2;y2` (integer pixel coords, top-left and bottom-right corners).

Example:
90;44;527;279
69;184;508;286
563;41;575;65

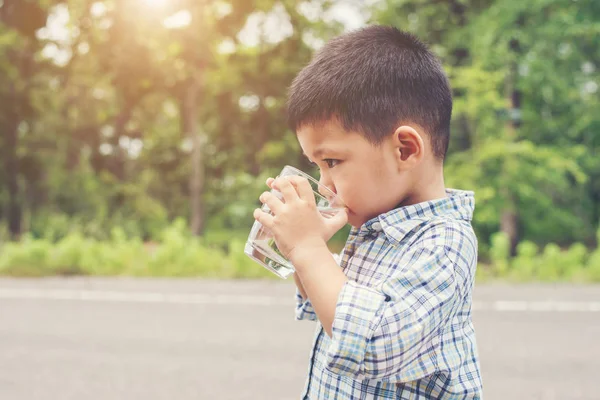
288;176;315;203
266;177;275;188
259;191;283;214
253;208;274;228
275;177;299;202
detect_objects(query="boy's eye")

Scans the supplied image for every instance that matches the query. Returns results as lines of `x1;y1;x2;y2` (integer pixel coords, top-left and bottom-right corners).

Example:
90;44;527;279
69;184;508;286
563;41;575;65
324;159;339;168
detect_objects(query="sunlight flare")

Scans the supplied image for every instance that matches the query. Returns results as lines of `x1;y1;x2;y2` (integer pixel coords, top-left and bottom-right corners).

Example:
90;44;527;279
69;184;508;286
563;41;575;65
140;0;169;8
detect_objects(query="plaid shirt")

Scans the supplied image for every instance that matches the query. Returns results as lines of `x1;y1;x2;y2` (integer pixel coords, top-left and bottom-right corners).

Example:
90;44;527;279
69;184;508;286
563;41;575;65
295;189;483;399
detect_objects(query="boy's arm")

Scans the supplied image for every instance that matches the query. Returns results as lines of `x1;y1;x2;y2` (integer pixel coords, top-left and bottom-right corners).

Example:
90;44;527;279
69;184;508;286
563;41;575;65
293;251;343;322
293;272;318;321
291;245;347;335
293;272;308;300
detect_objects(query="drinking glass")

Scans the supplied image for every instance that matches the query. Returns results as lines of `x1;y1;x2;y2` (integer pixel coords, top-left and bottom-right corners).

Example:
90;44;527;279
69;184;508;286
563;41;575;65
244;165;344;279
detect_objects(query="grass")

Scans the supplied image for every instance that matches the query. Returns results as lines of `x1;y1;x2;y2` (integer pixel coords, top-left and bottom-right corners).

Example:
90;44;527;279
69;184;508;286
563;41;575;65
1;228;599;282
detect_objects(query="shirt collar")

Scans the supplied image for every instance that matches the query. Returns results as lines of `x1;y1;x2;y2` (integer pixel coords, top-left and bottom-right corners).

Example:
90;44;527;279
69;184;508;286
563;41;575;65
351;189;475;245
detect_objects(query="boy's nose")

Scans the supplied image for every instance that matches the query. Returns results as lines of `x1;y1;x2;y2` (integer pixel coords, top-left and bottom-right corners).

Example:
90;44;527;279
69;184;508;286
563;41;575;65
318;175;336;200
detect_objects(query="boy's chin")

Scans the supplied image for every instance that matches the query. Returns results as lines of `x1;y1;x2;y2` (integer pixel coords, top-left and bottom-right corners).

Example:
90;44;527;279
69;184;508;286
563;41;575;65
347;214;365;228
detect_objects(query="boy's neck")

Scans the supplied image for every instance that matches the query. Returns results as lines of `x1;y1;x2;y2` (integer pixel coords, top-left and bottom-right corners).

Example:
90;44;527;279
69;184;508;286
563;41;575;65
397;166;446;208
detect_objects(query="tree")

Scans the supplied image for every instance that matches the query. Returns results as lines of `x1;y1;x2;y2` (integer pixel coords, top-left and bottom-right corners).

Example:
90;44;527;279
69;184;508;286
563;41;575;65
374;0;599;251
0;0;344;240
0;0;48;239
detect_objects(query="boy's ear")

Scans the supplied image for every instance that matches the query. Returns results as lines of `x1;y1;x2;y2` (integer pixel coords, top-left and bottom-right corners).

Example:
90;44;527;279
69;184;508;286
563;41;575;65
391;125;424;169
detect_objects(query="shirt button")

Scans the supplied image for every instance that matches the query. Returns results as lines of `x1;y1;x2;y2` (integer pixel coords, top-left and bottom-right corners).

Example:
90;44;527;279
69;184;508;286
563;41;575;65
371;222;382;231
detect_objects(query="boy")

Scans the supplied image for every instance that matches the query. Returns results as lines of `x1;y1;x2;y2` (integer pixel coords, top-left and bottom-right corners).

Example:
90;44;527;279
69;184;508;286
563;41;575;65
253;26;482;399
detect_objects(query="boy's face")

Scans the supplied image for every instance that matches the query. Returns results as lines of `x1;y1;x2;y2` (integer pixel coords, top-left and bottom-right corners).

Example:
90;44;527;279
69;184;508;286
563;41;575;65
297;118;412;228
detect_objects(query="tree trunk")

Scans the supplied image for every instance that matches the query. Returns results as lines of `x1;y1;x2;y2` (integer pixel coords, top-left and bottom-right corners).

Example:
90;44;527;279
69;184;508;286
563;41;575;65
4;85;22;240
500;39;522;256
183;74;205;236
2;33;39;240
500;205;519;256
112;107;133;181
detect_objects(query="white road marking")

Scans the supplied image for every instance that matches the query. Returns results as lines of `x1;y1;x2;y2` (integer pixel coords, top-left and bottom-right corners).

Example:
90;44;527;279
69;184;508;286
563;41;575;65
0;288;281;306
488;300;600;312
0;288;599;312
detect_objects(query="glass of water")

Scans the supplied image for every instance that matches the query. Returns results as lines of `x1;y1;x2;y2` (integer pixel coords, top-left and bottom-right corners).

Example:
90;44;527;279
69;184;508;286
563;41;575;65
244;165;345;279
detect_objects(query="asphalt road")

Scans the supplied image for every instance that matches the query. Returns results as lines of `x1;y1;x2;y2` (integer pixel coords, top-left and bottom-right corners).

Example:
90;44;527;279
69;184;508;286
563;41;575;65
0;278;599;400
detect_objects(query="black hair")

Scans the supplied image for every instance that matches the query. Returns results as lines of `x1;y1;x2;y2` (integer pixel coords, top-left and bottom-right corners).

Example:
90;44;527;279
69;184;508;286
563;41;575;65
287;25;452;160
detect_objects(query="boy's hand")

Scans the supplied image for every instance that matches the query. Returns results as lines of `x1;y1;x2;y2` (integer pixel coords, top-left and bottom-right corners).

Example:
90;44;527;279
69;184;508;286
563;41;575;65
253;176;348;265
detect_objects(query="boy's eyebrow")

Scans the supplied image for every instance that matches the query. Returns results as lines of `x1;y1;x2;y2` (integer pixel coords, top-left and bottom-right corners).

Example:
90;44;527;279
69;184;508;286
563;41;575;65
302;147;335;159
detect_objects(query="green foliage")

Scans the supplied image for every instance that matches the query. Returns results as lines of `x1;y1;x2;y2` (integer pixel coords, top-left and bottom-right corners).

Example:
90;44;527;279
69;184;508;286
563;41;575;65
511;240;540;280
375;0;600;248
588;248;600;282
483;234;600;283
0;0;336;241
586;228;600;282
0;236;53;277
0;0;599;282
489;232;510;276
2;226;600;281
0;221;275;279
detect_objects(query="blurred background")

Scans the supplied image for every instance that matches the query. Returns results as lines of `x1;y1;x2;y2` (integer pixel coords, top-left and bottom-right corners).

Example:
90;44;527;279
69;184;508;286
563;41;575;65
0;1;599;399
0;0;599;279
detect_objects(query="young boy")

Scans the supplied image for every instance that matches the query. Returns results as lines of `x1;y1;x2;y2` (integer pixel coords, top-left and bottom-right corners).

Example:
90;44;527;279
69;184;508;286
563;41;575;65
253;25;482;399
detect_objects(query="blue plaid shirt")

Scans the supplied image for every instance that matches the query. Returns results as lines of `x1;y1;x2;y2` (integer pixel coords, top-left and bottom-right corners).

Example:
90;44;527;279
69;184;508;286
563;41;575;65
295;189;482;399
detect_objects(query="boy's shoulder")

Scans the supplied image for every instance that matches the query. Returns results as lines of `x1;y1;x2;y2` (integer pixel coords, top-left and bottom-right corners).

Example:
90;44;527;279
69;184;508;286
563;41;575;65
376;189;476;251
371;216;478;294
383;214;477;264
341;191;477;302
347;189;477;269
374;190;478;279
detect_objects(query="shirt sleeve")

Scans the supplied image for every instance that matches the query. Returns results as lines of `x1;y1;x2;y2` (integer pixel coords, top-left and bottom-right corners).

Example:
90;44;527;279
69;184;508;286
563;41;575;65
295;288;317;321
324;244;464;382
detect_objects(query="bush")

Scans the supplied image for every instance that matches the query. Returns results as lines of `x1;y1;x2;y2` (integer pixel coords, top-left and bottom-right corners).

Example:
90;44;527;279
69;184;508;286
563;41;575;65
510;240;539;281
489;232;510;277
0;235;53;276
0;220;274;279
587;249;600;282
586;227;600;282
562;243;589;280
478;231;600;282
2;226;600;282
